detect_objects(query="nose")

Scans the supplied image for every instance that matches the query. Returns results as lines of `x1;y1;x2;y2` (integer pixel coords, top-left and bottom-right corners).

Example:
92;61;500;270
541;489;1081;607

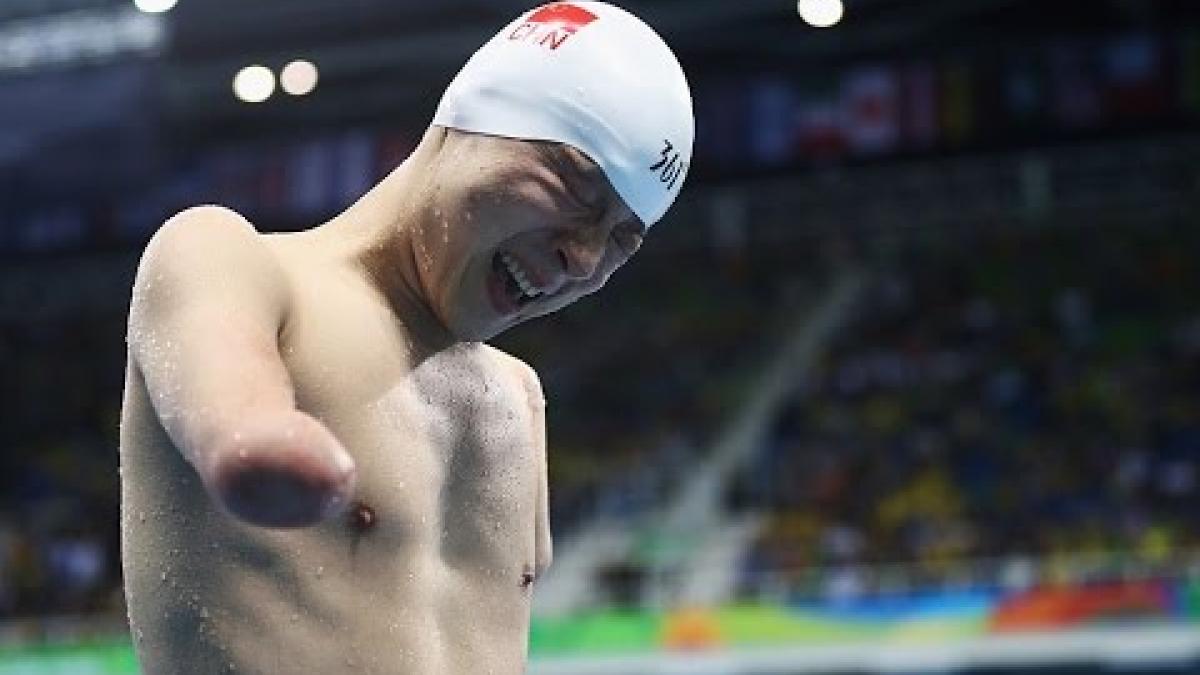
555;228;606;281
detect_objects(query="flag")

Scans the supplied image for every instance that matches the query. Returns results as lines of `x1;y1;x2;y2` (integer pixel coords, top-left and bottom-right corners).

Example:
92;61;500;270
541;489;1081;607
1179;31;1200;115
1049;41;1103;128
287;139;335;217
941;63;973;145
335;131;375;208
750;78;802;165
902;63;939;149
842;67;900;155
795;96;848;160
1006;56;1049;129
1104;34;1167;118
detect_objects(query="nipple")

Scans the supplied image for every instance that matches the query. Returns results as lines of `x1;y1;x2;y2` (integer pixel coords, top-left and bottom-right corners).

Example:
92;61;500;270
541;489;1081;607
348;501;376;533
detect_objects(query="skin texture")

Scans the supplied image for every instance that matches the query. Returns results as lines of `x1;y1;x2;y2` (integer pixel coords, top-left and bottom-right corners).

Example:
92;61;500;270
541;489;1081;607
119;127;645;674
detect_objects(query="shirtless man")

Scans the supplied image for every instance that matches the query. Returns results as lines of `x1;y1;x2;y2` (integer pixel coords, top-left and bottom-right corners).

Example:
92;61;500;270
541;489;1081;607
119;3;692;673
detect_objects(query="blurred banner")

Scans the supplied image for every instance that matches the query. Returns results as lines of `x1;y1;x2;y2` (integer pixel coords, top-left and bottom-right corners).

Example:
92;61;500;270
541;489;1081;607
4;29;1200;255
529;578;1200;655
1;577;1196;672
2;26;1200;254
0;639;136;674
726;32;1189;169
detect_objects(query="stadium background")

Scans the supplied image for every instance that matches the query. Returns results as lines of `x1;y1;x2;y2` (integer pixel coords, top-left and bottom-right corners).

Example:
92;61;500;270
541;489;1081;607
2;0;1200;672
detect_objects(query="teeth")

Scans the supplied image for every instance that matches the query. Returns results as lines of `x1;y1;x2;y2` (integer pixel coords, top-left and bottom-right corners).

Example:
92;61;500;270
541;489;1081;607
502;253;541;298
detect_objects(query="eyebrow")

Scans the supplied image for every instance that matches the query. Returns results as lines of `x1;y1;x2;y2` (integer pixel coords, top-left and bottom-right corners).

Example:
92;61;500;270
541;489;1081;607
537;142;643;235
544;145;645;234
543;145;594;193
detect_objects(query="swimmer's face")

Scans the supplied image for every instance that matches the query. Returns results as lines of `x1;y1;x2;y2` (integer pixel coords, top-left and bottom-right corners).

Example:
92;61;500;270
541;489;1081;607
419;130;646;341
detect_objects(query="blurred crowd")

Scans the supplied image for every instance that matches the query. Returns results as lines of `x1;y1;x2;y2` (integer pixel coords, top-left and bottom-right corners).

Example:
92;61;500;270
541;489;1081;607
499;236;810;532
0;313;125;618
732;222;1200;598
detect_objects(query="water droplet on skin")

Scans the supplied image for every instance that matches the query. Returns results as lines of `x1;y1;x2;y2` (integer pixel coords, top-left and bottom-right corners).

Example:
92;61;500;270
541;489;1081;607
315;566;325;578
160;571;168;582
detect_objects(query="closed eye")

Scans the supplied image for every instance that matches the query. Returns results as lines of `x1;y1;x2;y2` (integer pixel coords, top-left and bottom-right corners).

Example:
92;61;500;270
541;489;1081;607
559;174;606;221
536;143;607;217
611;222;644;256
562;186;604;220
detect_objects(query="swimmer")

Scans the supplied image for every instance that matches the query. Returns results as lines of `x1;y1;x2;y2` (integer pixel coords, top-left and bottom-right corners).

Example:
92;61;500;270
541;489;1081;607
119;3;692;674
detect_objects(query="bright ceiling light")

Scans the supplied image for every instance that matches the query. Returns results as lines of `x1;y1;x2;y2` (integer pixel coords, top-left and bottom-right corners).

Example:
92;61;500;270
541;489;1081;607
233;65;275;104
280;60;319;96
133;0;178;14
797;0;844;28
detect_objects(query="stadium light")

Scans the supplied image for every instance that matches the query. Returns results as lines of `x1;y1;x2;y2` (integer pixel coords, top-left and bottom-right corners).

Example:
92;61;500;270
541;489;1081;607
280;60;319;96
133;0;177;14
233;65;275;104
797;0;844;28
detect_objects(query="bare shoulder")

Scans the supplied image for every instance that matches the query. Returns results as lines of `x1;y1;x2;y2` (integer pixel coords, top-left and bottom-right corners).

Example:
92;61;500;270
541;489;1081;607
142;205;274;270
135;205;290;308
479;344;544;409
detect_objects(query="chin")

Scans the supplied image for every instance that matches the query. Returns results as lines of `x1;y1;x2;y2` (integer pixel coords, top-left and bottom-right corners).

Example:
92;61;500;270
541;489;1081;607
444;312;504;343
445;295;566;342
455;326;498;343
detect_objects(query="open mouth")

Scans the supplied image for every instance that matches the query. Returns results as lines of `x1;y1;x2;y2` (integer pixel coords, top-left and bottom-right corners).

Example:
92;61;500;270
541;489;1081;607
492;252;544;309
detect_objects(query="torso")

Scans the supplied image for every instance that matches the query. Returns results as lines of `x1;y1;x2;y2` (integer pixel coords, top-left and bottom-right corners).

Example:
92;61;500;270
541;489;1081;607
120;231;546;675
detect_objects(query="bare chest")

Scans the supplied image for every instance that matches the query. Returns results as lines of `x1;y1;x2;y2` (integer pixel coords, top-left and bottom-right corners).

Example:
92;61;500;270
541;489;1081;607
280;294;539;575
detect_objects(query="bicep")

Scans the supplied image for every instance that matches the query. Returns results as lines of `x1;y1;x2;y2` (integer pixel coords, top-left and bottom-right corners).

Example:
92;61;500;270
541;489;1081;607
128;206;294;465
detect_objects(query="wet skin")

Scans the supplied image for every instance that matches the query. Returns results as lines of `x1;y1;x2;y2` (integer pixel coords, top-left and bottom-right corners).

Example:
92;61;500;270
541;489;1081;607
120;127;644;674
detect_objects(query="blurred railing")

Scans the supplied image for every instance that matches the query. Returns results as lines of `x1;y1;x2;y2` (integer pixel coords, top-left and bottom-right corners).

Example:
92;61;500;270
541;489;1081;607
591;545;1200;611
741;548;1200;605
666;133;1200;255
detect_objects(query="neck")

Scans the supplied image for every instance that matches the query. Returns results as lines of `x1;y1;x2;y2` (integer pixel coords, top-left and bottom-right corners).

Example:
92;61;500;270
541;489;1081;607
308;127;458;352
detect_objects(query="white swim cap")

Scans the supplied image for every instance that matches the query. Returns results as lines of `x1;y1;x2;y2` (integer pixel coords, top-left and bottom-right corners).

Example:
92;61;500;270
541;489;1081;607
433;2;694;227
